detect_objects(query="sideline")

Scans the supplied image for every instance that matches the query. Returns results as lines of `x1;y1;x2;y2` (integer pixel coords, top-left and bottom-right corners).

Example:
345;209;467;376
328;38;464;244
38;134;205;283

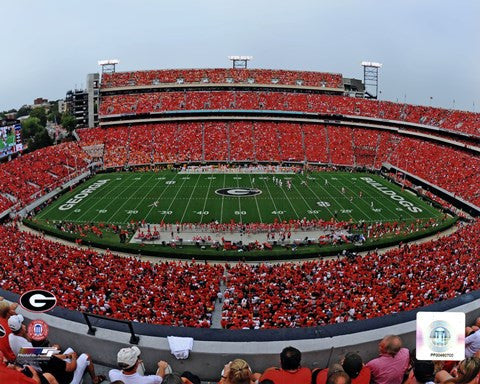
17;221;461;265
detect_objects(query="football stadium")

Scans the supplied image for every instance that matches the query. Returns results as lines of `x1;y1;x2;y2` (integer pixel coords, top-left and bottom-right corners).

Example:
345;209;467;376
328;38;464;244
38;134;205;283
1;3;479;384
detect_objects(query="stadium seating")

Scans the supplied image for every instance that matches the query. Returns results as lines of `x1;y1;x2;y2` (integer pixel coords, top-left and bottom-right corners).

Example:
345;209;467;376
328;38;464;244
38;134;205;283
152;123;178;163
99;88;480;138
303;125;329;163
0;142;90;207
327;126;354;165
0;224;223;327
277;123;304;162
204;122;228;161
103;126;129;168
229;122;255;161
128;125;153;165
221;219;480;329
177;122;202;162
2;217;479;329
101;69;344;89
76;126;107;146
253;123;281;162
0;195;14;213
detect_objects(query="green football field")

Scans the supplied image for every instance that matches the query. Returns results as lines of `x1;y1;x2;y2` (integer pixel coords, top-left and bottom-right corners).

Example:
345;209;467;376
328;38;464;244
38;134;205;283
35;171;444;226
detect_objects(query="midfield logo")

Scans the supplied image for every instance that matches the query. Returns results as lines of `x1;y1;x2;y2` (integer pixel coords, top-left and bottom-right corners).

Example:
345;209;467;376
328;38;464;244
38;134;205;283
215;188;262;197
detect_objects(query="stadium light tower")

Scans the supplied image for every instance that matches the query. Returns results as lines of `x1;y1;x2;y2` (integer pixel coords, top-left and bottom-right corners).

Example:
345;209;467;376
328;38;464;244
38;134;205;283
361;61;382;99
98;59;119;74
228;56;253;69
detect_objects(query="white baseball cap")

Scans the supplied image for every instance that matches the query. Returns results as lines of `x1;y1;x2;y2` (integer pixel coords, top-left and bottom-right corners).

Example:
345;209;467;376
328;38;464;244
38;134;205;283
117;346;141;369
8;314;24;332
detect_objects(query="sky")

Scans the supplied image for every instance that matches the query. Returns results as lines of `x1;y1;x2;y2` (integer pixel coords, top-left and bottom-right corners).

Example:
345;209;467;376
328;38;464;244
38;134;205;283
1;0;479;112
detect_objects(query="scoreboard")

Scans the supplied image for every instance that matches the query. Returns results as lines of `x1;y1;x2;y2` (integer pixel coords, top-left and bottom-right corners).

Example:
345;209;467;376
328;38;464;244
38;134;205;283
0;123;22;159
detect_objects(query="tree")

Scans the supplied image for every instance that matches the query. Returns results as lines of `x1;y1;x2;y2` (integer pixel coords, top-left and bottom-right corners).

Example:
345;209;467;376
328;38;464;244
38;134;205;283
29;107;47;127
28;129;53;151
47;101;61;123
16;105;32;118
21;117;43;140
61;113;76;133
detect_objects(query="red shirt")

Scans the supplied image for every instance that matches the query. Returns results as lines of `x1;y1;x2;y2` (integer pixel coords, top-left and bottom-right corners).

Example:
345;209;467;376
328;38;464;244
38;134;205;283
0;317;16;362
0;363;37;384
260;366;311;384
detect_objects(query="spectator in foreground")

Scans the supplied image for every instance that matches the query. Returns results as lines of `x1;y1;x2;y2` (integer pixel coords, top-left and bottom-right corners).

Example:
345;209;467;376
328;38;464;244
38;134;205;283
0;300;16;362
218;358;260;384
0;350;59;384
162;374;183;384
180;371;201;384
259;346;311;384
312;352;370;384
108;345;170;384
465;317;480;336
366;335;409;384
435;357;480;384
40;349;106;384
7;314;33;356
465;328;480;358
326;371;351;384
403;359;435;384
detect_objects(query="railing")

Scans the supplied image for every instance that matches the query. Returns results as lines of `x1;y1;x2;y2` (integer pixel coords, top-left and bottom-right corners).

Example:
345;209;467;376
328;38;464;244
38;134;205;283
82;312;140;344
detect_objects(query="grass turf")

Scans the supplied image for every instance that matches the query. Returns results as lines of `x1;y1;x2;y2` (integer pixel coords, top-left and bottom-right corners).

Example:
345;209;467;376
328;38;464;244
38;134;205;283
36;170;443;226
27;170;454;259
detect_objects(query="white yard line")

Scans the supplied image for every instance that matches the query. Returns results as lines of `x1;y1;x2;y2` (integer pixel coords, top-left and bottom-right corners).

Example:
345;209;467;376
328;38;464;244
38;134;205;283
277;177;300;218
248;174;264;222
220;174;226;223
86;174;144;223
68;175;133;222
109;174;157;222
179;174;202;223
302;175;336;218
130;173;178;222
159;175;191;222
290;178;320;220
320;175;370;221
345;177;407;222
261;177;282;221
200;175;214;223
143;173;180;219
235;175;243;223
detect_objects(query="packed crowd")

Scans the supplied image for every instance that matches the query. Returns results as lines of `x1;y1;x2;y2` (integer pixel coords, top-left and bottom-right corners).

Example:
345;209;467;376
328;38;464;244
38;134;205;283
221;219;480;329
0;217;479;330
0;142;90;213
0;194;14;213
0;224;223;327
99;90;480;137
76;123;480;206
101;68;344;89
